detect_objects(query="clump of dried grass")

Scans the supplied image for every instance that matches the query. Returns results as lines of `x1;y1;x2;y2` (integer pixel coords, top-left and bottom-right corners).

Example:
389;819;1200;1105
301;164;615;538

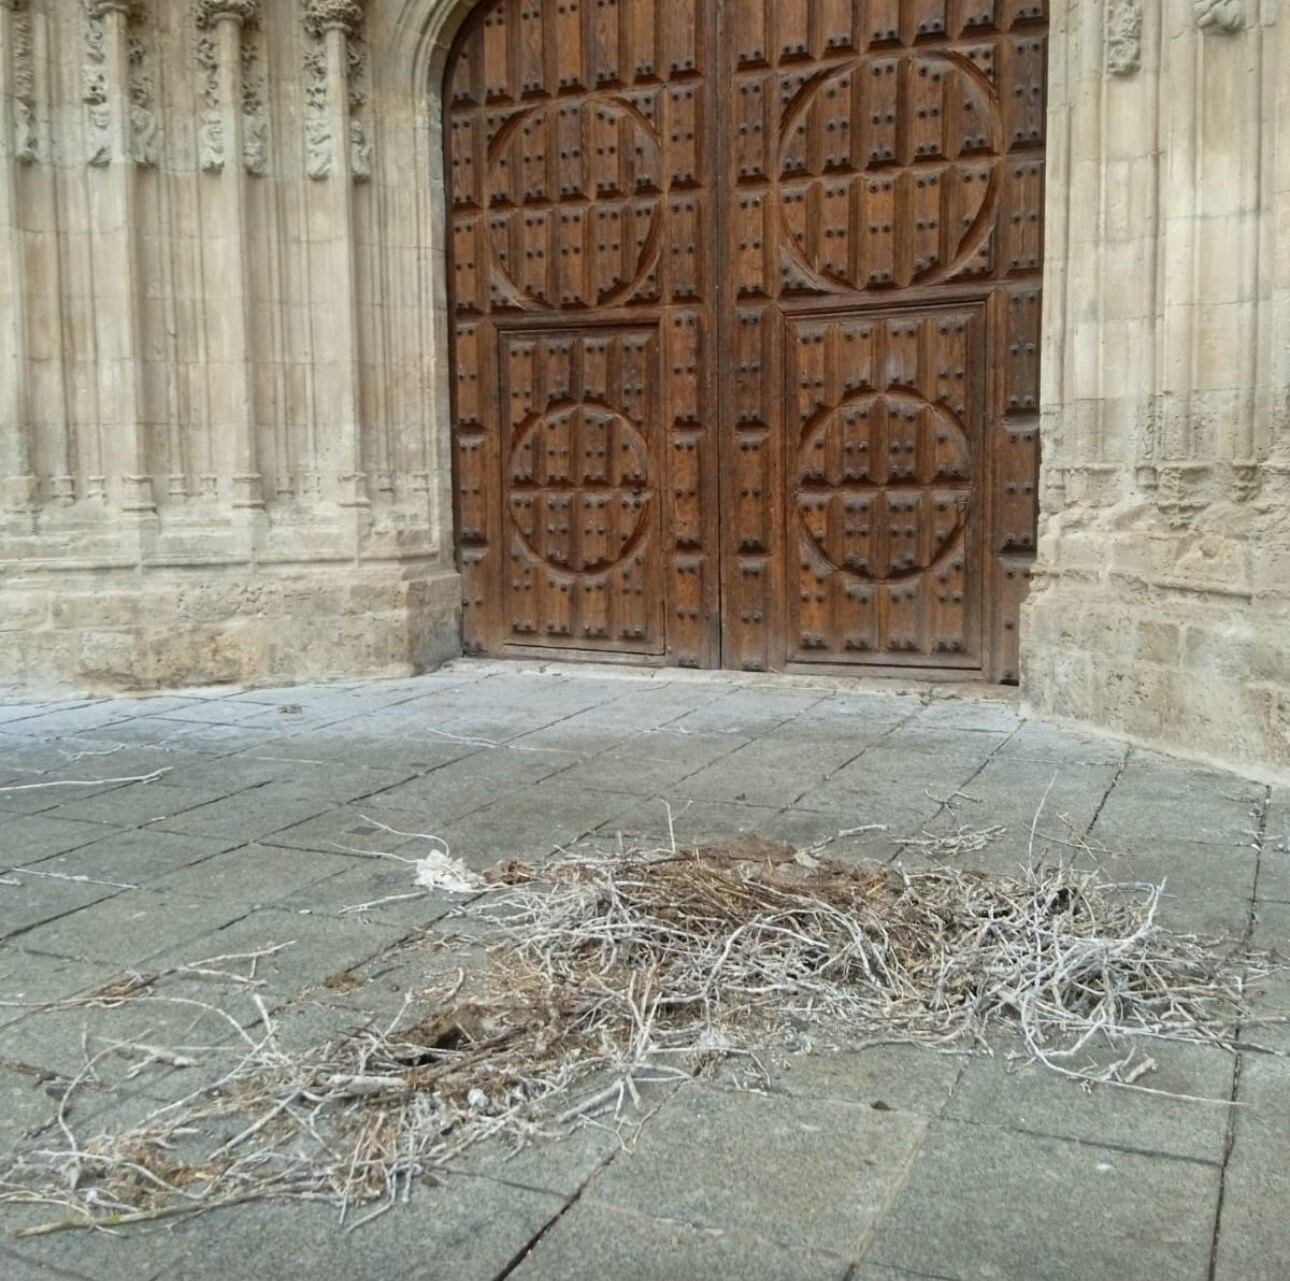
0;838;1271;1236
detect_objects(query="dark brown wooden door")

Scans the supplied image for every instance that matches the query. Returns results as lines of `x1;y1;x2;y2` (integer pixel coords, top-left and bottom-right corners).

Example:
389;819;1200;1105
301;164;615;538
447;0;1046;680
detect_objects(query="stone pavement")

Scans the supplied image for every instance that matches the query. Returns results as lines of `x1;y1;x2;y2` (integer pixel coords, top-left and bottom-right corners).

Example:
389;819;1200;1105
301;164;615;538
0;662;1285;1281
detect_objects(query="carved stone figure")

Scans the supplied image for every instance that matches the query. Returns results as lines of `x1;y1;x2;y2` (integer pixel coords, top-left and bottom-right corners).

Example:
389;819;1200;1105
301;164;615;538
305;116;332;180
350;117;372;181
1194;0;1245;31
198;108;224;172
1106;0;1143;76
243;111;268;176
130;101;160;167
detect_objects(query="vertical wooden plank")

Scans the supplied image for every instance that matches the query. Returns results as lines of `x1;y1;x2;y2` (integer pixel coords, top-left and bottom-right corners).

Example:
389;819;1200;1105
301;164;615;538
776;0;810;62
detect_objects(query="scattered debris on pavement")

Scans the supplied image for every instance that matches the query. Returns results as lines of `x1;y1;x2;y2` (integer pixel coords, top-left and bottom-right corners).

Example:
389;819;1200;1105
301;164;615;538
0;836;1277;1237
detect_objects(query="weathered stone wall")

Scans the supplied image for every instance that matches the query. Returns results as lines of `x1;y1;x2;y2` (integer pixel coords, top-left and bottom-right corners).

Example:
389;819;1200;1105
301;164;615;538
1;0;1287;781
0;0;472;693
1022;0;1290;782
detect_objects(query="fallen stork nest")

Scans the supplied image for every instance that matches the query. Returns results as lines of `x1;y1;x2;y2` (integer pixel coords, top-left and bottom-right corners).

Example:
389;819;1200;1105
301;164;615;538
0;839;1269;1235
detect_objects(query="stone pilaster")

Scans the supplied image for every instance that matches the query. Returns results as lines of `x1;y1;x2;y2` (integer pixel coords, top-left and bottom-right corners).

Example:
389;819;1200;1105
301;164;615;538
196;0;263;511
303;0;369;517
83;0;153;514
0;0;36;513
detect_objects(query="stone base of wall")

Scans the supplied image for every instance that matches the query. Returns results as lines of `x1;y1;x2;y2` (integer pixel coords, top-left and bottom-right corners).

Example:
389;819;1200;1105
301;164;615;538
1022;581;1290;786
0;567;463;696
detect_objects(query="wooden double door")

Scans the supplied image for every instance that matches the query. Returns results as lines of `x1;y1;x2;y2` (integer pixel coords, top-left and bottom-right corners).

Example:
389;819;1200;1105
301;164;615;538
446;0;1047;681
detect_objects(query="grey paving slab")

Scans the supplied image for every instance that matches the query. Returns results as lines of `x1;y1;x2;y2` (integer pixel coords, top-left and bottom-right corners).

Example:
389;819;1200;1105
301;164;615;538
944;1040;1234;1162
145;906;408;999
767;692;920;742
0;980;246;1083
235;759;419;803
355;745;579;819
438;780;641;866
17;828;239;891
11;888;252;965
41;780;244;829
596;796;786;848
0;704;135;739
150;787;332;843
868;1120;1220;1281
582;1083;928;1257
97;1175;563;1281
508;1201;852;1281
1093;760;1265;849
444;1115;627;1198
1258;844;1290;903
673;734;872;808
792;769;948;834
0;873;125;943
1211;1053;1290;1281
754;807;908;862
1096;841;1258;939
271;858;464;934
0;815;115;863
149;843;357;906
0;951;119;1030
998;718;1130;765
749;1044;964;1117
913;697;1023;734
0;1063;66;1152
0;1244;93;1281
848;1266;933;1281
263;801;454;856
146;723;285;756
1;666;1286;1280
921;759;1121;846
243;731;480;774
552;728;752;798
665;688;830;736
512;681;728;746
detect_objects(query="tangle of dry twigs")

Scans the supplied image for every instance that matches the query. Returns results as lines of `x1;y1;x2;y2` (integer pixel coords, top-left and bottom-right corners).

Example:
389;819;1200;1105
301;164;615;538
0;836;1277;1238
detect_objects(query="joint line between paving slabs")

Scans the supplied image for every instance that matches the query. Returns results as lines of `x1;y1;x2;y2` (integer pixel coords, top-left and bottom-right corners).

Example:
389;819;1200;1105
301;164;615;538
1207;782;1273;1281
489;1145;622;1281
846;1110;940;1277
1086;747;1131;838
788;698;927;810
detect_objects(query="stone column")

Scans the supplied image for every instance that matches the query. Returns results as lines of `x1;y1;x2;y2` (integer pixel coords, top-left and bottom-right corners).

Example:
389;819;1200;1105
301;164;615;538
198;0;263;511
304;0;369;521
0;0;36;513
85;0;153;515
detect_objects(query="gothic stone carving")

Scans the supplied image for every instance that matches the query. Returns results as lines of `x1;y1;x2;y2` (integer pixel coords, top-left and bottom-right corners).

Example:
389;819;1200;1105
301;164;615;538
302;0;371;182
11;4;37;163
195;0;259;23
195;1;268;176
1107;1;1143;77
1194;0;1245;32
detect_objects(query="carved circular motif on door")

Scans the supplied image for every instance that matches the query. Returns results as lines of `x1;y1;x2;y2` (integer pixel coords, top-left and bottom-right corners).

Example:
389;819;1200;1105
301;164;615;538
507;403;655;575
797;390;972;582
486;94;665;309
777;52;1003;293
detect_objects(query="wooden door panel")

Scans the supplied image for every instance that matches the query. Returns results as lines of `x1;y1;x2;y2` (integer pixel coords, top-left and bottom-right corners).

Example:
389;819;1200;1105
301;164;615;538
450;0;1046;680
719;0;1047;679
785;305;985;665
448;0;719;667
500;328;665;654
